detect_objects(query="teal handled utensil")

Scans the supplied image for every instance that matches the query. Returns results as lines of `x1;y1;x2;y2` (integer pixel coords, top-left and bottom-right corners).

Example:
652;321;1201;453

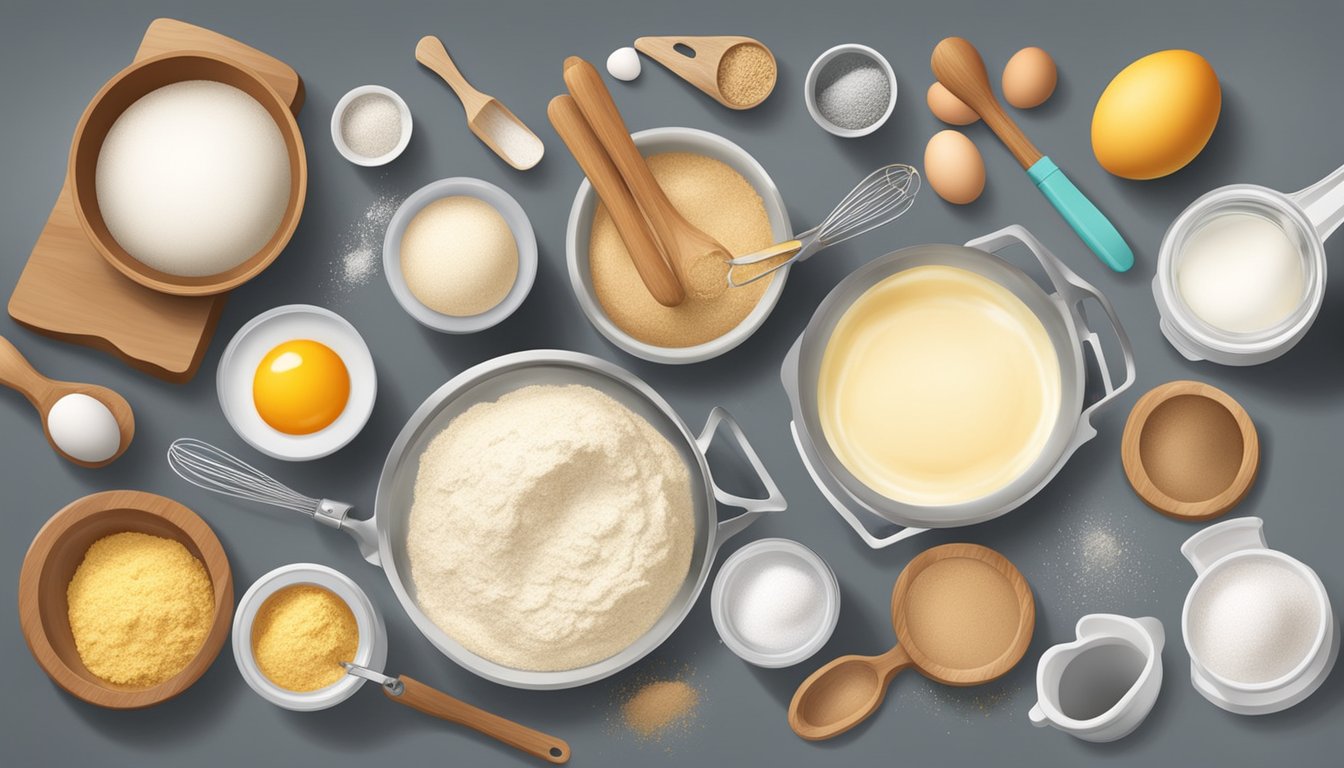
931;37;1133;272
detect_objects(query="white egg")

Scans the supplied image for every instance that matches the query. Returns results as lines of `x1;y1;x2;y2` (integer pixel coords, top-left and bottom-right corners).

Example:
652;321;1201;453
46;393;120;463
606;47;641;82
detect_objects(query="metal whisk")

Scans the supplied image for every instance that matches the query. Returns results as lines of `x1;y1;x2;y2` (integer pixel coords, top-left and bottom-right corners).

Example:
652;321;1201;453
166;437;378;561
727;163;920;287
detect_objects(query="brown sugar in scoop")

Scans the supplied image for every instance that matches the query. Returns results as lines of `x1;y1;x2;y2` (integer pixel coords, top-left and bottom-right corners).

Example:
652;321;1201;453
1122;380;1259;521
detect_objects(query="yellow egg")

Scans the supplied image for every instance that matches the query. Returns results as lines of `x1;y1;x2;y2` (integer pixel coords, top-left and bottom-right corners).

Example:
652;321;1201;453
1091;50;1221;180
924;130;986;205
253;340;350;435
1002;47;1057;109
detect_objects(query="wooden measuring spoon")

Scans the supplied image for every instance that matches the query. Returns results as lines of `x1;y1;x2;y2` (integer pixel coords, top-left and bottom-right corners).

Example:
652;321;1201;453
634;36;777;109
789;543;1034;741
564;56;731;299
343;663;571;763
548;94;684;306
930;37;1133;273
416;36;544;170
0;335;133;467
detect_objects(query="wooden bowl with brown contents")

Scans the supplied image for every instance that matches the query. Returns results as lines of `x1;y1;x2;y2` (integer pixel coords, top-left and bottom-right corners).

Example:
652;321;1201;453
68;51;307;296
18;490;233;709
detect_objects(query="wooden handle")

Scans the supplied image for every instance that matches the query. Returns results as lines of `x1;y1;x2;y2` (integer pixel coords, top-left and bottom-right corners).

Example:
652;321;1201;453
387;676;571;764
548;95;684;306
930;37;1041;169
0;335;55;410
563;57;687;264
416;36;489;114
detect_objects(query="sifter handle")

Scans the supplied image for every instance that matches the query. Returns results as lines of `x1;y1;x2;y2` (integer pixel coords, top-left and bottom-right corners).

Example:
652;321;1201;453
386;676;571;764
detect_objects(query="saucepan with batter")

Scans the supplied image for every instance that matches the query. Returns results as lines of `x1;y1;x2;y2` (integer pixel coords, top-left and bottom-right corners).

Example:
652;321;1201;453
782;225;1135;547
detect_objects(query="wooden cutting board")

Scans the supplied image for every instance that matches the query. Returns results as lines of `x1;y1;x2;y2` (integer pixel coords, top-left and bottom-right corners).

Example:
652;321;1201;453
7;18;305;383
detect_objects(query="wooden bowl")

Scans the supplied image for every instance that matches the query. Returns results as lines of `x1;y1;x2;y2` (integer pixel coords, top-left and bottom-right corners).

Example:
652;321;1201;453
1122;380;1259;521
68;51;307;296
18;490;234;708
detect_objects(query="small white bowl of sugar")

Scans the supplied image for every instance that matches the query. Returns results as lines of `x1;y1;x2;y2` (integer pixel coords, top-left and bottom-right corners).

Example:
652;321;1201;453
331;85;413;166
711;538;840;668
804;44;897;138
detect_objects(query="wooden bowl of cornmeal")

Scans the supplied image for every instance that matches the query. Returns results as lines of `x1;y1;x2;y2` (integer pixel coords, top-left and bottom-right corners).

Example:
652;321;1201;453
18;490;233;708
1122;380;1259;521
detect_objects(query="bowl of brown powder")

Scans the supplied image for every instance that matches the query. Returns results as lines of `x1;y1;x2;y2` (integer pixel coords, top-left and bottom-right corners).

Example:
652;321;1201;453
565;128;791;364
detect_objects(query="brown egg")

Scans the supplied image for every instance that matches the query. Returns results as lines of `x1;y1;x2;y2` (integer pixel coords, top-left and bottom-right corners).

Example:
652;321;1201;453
1002;47;1057;109
924;130;985;205
926;82;979;125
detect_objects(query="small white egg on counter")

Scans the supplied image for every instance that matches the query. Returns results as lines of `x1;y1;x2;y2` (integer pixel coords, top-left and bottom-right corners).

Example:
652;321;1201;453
46;393;121;463
924;130;986;205
607;47;641;81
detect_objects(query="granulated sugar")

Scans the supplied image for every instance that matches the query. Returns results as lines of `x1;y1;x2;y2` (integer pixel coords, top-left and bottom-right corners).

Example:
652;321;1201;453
1189;557;1321;683
815;53;892;130
405;384;694;672
329;194;399;297
340;92;402;158
718;43;776;106
622;679;701;739
1039;502;1157;613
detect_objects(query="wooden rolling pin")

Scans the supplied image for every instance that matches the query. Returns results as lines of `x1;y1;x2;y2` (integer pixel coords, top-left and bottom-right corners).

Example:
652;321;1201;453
548;94;684;306
563;56;731;300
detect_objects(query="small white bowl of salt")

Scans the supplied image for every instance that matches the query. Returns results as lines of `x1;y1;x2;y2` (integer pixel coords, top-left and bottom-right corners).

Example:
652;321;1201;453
331;85;413;166
711;538;841;668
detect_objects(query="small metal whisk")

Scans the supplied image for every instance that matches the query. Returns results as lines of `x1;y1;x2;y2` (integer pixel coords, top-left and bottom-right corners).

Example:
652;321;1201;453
727;163;920;287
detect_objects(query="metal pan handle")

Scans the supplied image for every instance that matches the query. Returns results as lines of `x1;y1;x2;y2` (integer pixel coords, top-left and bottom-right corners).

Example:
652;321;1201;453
965;225;1137;454
1289;162;1344;243
695;407;787;546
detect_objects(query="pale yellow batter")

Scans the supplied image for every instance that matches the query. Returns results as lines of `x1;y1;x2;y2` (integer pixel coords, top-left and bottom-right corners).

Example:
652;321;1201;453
817;265;1061;506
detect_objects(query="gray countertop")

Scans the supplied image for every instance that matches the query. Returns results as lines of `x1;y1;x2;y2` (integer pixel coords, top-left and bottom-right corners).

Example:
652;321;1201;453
3;0;1342;765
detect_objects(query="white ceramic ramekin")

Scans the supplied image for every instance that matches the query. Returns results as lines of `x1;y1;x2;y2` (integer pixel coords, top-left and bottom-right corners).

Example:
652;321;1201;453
710;538;840;668
331;85;413;166
804;44;898;138
565;127;792;364
233;563;387;712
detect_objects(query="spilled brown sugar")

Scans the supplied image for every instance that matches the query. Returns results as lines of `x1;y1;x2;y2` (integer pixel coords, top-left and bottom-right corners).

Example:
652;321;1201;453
621;679;701;740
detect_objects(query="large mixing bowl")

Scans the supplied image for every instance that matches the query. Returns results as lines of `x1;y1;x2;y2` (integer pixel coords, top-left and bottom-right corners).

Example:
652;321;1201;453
69;51;307;296
782;226;1135;548
565;127;791;364
334;350;786;689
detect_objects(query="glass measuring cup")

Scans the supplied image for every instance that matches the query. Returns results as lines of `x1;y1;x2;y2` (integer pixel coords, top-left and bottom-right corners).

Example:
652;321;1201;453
1153;164;1344;365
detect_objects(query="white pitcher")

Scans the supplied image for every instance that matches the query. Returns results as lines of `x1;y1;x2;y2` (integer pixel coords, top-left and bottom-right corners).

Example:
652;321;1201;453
1029;614;1164;742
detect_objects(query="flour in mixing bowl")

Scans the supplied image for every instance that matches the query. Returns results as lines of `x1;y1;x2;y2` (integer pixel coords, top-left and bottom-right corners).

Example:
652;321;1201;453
406;384;695;671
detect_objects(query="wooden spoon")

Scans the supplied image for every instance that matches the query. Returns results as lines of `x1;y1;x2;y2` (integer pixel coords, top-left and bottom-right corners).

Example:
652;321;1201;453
930;37;1134;272
343;663;571;764
634;36;777;109
548;94;684;306
416;36;544;170
0;335;133;467
564;56;731;300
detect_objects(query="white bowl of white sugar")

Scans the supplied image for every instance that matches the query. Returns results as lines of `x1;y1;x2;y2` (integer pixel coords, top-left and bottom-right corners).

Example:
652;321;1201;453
804;44;897;138
331;85;413;166
711;538;840;668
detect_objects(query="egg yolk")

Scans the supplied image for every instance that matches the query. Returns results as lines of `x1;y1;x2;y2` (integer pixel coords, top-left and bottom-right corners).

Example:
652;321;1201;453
253;340;350;435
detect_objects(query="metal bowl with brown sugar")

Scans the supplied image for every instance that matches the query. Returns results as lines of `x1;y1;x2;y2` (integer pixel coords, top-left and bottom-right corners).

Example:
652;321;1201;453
18;490;234;709
68;51;307;296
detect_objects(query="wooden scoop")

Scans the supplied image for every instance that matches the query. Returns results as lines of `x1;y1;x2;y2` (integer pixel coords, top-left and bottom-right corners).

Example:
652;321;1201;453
789;544;1034;741
416;35;544;170
563;56;731;300
634;36;777;109
0;335;133;467
548;94;684;306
